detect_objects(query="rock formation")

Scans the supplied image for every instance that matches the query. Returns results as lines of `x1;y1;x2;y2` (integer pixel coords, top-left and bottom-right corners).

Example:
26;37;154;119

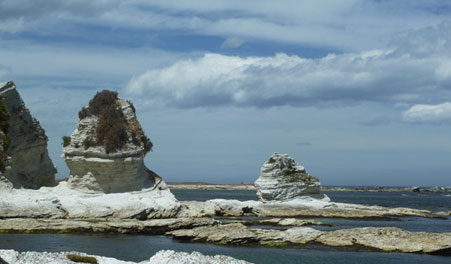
0;81;56;189
62;90;164;193
254;153;323;202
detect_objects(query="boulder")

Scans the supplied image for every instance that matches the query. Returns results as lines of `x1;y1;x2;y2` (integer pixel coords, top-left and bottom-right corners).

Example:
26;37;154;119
0;81;56;189
254;153;323;202
62;90;164;193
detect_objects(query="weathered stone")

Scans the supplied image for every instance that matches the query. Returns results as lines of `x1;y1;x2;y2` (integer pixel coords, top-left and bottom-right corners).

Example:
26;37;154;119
255;153;326;202
178;199;437;219
0;81;56;189
63;92;163;193
0;182;181;219
316;227;451;254
0;249;252;264
0;217;217;234
168;223;451;254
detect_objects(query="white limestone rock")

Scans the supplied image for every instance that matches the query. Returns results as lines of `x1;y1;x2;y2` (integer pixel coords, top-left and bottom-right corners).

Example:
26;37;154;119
255;153;325;202
63;91;164;193
0;81;56;189
0;181;181;219
0;249;252;264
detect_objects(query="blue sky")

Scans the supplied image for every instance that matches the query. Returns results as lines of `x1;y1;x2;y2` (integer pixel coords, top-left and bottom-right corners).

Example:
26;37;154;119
1;0;451;186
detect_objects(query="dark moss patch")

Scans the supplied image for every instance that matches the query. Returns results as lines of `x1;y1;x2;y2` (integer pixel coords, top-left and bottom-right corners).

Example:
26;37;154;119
62;136;71;147
66;254;98;263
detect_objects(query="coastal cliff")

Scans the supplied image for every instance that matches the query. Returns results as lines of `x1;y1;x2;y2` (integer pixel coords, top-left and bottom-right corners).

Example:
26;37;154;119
0;81;56;189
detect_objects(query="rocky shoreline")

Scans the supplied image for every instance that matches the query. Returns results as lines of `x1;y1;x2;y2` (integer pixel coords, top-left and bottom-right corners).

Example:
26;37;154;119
167;183;451;193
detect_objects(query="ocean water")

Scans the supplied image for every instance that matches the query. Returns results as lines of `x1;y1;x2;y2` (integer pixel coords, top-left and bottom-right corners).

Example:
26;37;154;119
171;189;451;212
1;190;450;263
0;233;449;264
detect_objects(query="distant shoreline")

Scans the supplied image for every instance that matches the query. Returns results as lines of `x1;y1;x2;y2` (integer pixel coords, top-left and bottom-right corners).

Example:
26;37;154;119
167;182;451;193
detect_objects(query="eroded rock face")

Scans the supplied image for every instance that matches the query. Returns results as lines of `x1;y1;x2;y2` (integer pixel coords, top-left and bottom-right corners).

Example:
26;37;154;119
254;153;321;201
0;81;56;189
63;91;164;193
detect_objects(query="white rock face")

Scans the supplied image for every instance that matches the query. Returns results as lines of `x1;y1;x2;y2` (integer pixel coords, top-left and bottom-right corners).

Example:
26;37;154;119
0;249;252;264
0;181;181;219
63;95;162;193
0;81;56;189
255;153;325;202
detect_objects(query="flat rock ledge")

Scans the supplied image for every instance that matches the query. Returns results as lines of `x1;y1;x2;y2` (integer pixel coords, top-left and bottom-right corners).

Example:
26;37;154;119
0;218;217;235
0;249;252;264
178;199;442;219
167;224;451;255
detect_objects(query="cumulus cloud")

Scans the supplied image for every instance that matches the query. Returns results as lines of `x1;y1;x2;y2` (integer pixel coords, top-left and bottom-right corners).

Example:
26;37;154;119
402;102;451;122
124;50;444;108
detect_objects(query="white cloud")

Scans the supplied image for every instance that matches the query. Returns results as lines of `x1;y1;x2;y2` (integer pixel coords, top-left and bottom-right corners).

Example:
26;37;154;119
124;48;445;108
402;102;451;122
1;0;451;51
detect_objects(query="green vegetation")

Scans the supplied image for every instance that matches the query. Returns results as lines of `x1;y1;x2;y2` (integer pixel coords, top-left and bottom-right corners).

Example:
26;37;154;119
265;242;289;247
281;172;318;183
66;254;98;264
57;229;70;234
76;90;153;154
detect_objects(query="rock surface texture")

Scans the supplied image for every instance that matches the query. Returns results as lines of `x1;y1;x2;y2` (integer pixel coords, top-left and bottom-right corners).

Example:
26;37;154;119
0;182;181;219
0;81;56;189
255;153;324;201
63;90;162;193
168;224;451;254
0;249;252;264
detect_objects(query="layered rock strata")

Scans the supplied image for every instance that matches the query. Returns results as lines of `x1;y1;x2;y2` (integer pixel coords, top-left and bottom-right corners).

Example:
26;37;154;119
255;153;325;201
0;81;56;189
63;90;163;193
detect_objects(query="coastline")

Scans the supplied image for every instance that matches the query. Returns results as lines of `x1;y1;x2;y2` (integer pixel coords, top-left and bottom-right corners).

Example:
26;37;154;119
166;182;451;193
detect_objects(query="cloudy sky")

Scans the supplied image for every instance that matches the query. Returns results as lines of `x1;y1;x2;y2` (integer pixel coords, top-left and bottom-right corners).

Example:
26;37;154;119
1;0;451;186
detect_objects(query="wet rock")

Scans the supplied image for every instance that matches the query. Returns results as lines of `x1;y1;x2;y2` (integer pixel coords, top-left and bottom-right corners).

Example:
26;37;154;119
168;224;451;254
0;217;217;235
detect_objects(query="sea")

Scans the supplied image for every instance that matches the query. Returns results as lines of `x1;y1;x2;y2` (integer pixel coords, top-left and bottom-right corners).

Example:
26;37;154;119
1;189;450;264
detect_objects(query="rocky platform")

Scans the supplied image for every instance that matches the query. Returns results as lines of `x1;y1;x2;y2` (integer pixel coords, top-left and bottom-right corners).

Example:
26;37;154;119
168;223;451;255
0;249;251;264
178;198;442;219
0;182;180;219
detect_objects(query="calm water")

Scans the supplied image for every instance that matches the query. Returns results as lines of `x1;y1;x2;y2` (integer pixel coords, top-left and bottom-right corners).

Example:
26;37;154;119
0;233;449;264
171;189;451;212
1;190;450;263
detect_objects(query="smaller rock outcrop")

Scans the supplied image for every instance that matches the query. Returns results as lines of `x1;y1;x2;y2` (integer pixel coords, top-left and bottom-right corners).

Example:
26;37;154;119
255;153;324;202
63;90;163;193
0;81;56;189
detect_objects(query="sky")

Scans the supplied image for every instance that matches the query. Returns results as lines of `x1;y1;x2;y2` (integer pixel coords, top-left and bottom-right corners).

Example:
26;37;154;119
1;0;451;186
